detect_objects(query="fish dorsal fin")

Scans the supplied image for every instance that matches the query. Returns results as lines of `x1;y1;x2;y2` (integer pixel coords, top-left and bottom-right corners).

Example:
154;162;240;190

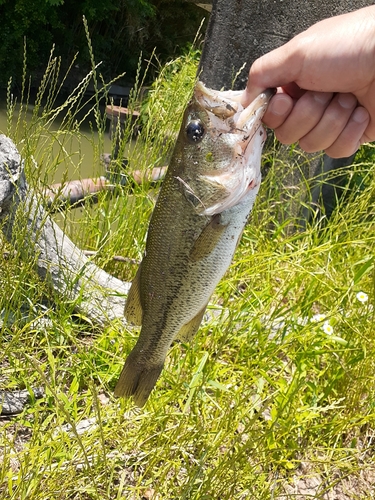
189;213;228;262
124;263;143;325
176;304;208;342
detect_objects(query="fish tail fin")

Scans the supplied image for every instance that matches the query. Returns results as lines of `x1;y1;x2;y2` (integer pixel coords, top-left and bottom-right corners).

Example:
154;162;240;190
114;353;164;407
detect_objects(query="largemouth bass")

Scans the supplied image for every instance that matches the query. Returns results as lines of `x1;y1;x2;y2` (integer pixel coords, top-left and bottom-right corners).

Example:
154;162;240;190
115;82;273;406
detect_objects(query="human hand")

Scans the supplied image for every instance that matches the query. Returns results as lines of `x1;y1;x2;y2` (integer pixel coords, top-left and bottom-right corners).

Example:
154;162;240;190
241;6;375;158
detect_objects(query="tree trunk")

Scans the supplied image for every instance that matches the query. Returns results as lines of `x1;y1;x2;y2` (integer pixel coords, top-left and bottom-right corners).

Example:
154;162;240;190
199;0;371;90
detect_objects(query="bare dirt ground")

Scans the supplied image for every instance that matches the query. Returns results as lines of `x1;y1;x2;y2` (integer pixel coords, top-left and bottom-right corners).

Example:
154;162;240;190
277;462;375;499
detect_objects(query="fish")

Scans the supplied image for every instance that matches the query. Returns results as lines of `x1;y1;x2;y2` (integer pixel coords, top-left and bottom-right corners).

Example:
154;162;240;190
114;81;274;407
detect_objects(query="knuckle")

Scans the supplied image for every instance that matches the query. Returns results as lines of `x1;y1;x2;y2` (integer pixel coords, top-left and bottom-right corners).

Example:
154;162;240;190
274;126;295;145
325;140;356;158
298;136;319;153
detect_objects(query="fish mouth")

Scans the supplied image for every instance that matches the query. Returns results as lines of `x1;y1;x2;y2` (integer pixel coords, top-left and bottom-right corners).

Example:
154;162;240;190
194;81;274;129
194;82;242;119
192;82;274;215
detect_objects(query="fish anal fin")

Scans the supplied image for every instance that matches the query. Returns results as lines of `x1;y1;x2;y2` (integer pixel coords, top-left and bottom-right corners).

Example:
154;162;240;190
190;213;228;262
114;351;164;407
124;263;143;325
176;304;207;342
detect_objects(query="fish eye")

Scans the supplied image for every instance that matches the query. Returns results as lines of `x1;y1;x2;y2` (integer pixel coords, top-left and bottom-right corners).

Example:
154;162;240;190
186;120;205;143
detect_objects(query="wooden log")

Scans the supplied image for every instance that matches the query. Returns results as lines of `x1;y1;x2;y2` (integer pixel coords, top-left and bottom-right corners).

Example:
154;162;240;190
41;166;167;211
0;388;45;416
105;105;141;141
105;105;140;123
43;176;113;208
131;166;167;185
0;134;130;328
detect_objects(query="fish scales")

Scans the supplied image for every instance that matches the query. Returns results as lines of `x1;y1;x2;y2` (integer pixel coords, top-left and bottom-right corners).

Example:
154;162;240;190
115;82;274;407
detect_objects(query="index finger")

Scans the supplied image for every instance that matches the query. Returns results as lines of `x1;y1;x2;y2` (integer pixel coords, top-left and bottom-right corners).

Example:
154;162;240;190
241;41;303;106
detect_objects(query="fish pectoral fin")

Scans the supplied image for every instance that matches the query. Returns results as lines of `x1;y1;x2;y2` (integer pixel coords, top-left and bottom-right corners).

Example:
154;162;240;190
114;350;164;407
176;304;208;342
124;263;143;325
190;213;228;262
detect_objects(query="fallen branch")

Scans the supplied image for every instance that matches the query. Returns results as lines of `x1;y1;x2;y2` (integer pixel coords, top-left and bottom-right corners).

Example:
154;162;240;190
43;176;113;209
42;160;167;211
0;134;131;327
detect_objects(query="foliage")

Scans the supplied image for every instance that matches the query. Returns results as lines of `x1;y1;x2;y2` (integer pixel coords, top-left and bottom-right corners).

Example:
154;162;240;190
1;48;375;499
0;0;207;89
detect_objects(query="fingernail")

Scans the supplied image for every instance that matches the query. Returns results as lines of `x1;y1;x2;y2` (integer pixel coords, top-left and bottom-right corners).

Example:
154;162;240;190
270;95;291;116
312;92;332;105
338;93;357;109
352;107;369;124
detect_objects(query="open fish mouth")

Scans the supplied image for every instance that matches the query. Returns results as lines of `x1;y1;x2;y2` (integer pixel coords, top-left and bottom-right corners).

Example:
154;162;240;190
194;81;273;129
191;82;274;216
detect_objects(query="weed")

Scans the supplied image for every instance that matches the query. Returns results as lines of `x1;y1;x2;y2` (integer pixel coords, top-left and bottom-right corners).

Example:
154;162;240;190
1;40;375;499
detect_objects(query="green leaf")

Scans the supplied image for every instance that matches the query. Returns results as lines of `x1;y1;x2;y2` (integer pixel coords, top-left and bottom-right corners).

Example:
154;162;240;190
354;256;374;284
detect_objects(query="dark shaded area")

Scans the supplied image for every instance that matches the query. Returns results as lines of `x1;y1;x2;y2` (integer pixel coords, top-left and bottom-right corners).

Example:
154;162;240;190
0;0;207;91
300;153;357;224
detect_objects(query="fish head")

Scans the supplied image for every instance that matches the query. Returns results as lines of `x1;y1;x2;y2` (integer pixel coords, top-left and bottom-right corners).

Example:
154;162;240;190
175;81;274;216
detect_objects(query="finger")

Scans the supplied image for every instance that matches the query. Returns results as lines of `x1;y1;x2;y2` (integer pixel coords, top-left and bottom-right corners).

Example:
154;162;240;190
240;83;266;107
273;91;333;144
325;106;370;158
281;82;306;100
241;43;303;107
261;92;294;129
298;93;357;152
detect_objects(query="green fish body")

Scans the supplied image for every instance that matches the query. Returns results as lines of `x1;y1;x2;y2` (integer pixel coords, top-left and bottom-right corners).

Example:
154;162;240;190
115;82;273;406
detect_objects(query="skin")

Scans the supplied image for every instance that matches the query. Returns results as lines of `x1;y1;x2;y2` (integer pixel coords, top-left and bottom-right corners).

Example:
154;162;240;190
241;6;375;158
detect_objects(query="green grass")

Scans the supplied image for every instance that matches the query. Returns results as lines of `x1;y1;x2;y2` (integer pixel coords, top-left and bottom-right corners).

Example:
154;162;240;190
1;44;375;499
